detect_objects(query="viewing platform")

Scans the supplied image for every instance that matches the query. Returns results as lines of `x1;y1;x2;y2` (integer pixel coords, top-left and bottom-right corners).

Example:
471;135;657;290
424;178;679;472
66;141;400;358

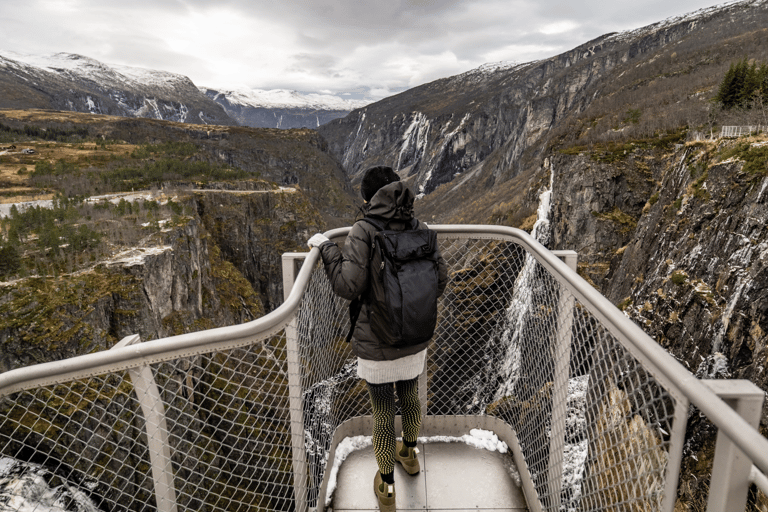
332;441;527;512
0;225;767;512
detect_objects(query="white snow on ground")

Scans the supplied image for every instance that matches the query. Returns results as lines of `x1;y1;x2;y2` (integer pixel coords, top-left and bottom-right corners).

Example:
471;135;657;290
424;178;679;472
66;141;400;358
324;429;509;506
106;246;173;267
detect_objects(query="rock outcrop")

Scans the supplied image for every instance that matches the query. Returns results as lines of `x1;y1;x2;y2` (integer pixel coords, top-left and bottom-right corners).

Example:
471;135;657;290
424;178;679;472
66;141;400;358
0;183;325;372
0;217;262;372
193;186;323;312
548;136;768;507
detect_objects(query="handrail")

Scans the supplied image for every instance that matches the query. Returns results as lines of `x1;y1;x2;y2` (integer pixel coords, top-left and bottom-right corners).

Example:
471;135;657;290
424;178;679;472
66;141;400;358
2;224;766;473
429;224;768;476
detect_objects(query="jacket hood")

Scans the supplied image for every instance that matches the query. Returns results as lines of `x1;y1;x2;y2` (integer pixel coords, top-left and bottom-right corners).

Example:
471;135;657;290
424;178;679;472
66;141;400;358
364;181;414;222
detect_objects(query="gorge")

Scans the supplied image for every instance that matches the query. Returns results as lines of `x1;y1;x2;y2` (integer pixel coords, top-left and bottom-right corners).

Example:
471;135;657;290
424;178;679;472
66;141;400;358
2;0;768;509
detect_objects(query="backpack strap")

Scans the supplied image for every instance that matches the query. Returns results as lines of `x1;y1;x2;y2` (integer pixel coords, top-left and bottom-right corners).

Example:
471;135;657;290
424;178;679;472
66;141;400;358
346;297;363;343
344;216;385;343
359;216;386;232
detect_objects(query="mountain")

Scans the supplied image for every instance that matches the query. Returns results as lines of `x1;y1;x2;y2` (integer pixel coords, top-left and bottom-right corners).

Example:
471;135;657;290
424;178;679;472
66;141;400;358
0;50;234;125
0;51;370;129
318;2;768;508
201;87;370;129
319;0;768;213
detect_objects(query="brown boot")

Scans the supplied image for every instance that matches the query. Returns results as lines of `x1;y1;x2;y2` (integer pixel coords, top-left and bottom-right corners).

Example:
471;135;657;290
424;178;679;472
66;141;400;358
395;440;420;475
374;471;396;512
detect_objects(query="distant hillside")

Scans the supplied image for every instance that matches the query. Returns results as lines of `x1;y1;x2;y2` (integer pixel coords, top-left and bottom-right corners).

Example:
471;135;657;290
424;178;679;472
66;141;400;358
319;0;768;222
201;87;370;129
0;109;357;350
0;51;234;125
0;50;372;129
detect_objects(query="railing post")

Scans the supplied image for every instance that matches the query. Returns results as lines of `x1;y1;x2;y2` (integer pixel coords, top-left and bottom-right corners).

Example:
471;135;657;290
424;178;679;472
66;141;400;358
283;253;309;512
704;380;765;512
547;250;577;511
113;335;178;512
662;397;690;512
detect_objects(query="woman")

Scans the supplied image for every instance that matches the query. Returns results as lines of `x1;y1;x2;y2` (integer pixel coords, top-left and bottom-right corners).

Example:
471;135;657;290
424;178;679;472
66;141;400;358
307;165;448;512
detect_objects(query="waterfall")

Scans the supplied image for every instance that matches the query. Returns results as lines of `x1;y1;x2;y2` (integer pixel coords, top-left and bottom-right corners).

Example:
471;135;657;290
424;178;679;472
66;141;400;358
493;170;553;401
0;457;100;512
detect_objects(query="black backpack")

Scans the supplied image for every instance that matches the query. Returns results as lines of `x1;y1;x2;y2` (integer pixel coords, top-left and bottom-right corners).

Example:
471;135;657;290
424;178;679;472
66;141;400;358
346;216;440;347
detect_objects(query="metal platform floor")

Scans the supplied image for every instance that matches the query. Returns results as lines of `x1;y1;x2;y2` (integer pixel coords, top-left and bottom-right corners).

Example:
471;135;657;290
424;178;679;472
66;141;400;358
330;442;528;511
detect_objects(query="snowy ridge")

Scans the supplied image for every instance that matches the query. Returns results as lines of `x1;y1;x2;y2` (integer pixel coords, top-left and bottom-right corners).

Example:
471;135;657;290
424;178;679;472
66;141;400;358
0;50;193;92
604;0;763;44
202;85;370;111
454;60;531;83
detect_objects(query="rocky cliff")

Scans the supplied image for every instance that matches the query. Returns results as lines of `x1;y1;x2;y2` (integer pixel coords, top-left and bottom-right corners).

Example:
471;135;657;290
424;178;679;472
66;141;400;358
0;216;259;372
319;0;768;218
548;136;768;400
193;186;323;312
545;134;768;508
0;182;324;373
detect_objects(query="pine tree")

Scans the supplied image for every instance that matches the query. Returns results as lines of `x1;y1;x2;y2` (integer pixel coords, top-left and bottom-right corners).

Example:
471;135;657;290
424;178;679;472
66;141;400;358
716;60;740;108
0;242;21;277
716;58;768;110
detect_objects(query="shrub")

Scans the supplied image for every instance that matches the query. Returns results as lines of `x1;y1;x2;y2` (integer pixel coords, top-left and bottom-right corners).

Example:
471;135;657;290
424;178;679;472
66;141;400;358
671;271;688;286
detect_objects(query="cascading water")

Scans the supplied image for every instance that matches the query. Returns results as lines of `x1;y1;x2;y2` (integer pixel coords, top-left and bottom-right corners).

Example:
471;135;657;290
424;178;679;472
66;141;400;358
302;361;359;507
0;458;100;512
494;179;553;401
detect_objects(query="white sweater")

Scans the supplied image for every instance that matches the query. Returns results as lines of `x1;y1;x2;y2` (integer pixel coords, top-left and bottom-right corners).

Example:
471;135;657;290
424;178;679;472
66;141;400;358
356;349;427;384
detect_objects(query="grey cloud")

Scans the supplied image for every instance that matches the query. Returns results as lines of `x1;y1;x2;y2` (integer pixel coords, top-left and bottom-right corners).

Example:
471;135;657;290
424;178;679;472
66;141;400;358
287;53;339;75
0;0;726;97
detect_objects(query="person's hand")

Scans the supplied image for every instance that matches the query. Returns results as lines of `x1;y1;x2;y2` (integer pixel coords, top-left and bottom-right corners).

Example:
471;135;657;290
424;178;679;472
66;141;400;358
307;233;330;248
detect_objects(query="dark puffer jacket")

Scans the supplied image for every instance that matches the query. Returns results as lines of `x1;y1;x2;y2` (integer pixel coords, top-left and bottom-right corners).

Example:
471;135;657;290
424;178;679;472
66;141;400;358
319;181;449;362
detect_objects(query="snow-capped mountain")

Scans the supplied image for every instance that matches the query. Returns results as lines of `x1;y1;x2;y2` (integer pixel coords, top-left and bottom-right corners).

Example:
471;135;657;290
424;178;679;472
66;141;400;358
0;51;370;128
0;50;234;125
201;86;370;129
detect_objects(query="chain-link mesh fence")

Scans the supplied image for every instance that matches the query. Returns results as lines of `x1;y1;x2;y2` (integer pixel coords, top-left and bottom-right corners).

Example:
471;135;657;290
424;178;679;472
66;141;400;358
0;228;741;512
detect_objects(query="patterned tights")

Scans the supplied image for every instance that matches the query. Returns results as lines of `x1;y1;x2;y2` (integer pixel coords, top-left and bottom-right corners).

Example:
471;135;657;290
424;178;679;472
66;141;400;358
367;377;422;482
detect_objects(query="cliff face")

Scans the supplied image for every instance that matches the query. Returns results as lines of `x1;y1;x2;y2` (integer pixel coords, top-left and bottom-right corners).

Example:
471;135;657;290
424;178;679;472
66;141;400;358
193;186;323;312
0;217;257;372
319;1;768;223
548;137;768;506
0;185;324;372
551;138;768;396
318;23;695;195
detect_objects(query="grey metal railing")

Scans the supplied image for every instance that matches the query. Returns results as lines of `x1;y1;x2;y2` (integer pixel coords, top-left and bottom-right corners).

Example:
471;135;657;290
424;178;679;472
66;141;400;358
0;225;766;512
720;125;767;138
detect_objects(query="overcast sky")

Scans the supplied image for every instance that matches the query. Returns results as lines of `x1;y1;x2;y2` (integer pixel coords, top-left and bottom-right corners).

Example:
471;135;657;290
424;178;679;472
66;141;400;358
0;0;732;100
